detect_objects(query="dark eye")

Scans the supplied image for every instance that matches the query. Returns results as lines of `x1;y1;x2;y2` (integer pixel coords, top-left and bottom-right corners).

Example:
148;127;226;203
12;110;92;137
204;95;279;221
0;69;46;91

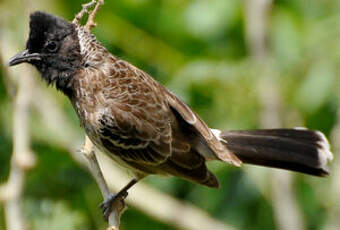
46;41;58;53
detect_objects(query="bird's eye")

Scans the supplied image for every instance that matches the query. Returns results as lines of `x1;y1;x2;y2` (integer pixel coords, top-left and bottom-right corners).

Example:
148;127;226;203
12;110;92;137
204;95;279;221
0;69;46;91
45;41;58;53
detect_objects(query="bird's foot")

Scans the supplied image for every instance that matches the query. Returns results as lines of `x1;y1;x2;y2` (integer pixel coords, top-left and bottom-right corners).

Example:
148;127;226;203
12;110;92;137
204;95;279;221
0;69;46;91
99;191;128;221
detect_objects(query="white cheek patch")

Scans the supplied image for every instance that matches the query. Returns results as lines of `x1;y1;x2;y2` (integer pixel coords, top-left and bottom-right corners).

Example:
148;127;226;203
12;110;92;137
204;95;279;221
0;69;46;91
77;29;87;56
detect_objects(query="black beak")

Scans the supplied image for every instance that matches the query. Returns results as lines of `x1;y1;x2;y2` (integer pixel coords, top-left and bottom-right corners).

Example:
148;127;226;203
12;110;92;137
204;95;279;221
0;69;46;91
8;50;42;66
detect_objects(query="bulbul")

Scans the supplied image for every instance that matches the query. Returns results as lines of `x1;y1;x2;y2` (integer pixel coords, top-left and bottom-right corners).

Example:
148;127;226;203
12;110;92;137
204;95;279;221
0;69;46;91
9;11;333;219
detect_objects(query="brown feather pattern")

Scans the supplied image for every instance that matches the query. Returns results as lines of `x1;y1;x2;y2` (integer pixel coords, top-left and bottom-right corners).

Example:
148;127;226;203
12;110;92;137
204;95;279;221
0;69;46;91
10;12;333;189
67;26;242;187
7;11;334;204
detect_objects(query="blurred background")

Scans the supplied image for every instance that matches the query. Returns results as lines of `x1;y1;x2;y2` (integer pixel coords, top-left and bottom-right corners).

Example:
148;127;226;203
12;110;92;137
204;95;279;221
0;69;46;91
0;0;340;229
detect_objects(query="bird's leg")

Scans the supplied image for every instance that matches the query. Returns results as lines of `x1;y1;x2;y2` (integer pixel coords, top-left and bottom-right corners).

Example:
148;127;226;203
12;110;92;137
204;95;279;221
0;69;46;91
100;178;138;220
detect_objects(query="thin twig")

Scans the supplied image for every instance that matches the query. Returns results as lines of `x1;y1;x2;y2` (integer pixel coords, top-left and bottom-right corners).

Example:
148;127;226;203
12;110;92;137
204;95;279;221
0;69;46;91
0;1;234;230
244;1;305;230
80;136;125;229
325;110;340;229
72;0;96;25
72;0;104;30
0;2;38;229
85;0;104;30
73;1;123;229
31;84;235;230
0;45;37;230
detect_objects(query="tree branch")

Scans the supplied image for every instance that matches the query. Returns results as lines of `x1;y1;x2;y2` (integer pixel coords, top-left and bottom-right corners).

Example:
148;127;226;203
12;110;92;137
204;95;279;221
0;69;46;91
0;44;37;230
85;0;104;30
72;0;96;25
244;1;305;230
73;1;124;229
325;109;340;229
80;136;124;230
31;84;235;230
72;0;104;30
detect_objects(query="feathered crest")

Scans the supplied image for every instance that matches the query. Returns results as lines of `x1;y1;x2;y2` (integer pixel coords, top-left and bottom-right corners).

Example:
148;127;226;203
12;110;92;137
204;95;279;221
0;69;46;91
27;11;74;52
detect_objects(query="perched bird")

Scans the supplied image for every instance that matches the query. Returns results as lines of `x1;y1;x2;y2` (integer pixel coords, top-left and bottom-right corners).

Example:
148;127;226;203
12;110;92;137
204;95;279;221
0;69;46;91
9;11;333;218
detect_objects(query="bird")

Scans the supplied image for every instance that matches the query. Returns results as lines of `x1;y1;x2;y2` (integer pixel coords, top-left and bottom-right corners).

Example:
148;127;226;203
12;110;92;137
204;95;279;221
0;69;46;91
9;11;333;219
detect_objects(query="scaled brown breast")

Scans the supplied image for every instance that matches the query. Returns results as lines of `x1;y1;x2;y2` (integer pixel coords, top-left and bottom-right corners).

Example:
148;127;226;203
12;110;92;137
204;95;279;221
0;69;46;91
72;58;174;166
70;26;241;184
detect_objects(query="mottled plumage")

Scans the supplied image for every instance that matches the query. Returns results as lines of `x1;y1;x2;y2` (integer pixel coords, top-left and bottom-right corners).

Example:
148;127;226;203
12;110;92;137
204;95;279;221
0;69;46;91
9;11;333;194
71;25;242;186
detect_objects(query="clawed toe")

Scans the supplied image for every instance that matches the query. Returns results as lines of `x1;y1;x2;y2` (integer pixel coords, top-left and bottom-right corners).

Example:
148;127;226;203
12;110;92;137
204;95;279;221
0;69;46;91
98;179;137;221
99;192;128;221
99;197;113;220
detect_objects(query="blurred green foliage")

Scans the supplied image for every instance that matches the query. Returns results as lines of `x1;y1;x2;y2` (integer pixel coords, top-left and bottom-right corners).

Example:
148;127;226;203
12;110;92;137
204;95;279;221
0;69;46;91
1;0;339;230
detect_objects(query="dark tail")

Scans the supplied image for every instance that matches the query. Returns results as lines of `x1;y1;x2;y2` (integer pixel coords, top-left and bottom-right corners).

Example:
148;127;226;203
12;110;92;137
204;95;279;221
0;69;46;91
218;128;333;176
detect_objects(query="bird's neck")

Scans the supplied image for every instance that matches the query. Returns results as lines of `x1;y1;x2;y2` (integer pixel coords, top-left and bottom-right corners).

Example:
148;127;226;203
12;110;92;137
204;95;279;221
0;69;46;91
76;26;110;67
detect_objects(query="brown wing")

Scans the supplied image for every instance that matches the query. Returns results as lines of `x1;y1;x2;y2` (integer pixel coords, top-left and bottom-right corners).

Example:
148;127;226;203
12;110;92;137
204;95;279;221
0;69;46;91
98;113;170;165
96;59;173;165
164;87;242;166
98;59;240;166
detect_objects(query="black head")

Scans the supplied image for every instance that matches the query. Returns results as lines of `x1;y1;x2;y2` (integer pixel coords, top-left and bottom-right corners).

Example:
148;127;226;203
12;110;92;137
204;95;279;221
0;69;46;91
9;11;82;92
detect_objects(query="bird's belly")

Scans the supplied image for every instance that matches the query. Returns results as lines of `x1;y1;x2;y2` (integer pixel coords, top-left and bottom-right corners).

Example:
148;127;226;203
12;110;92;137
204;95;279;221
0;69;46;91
73;107;142;174
85;129;166;177
74;104;168;177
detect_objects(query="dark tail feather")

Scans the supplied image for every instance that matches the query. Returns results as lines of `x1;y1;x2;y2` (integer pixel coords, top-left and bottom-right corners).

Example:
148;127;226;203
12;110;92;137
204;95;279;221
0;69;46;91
218;128;333;176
